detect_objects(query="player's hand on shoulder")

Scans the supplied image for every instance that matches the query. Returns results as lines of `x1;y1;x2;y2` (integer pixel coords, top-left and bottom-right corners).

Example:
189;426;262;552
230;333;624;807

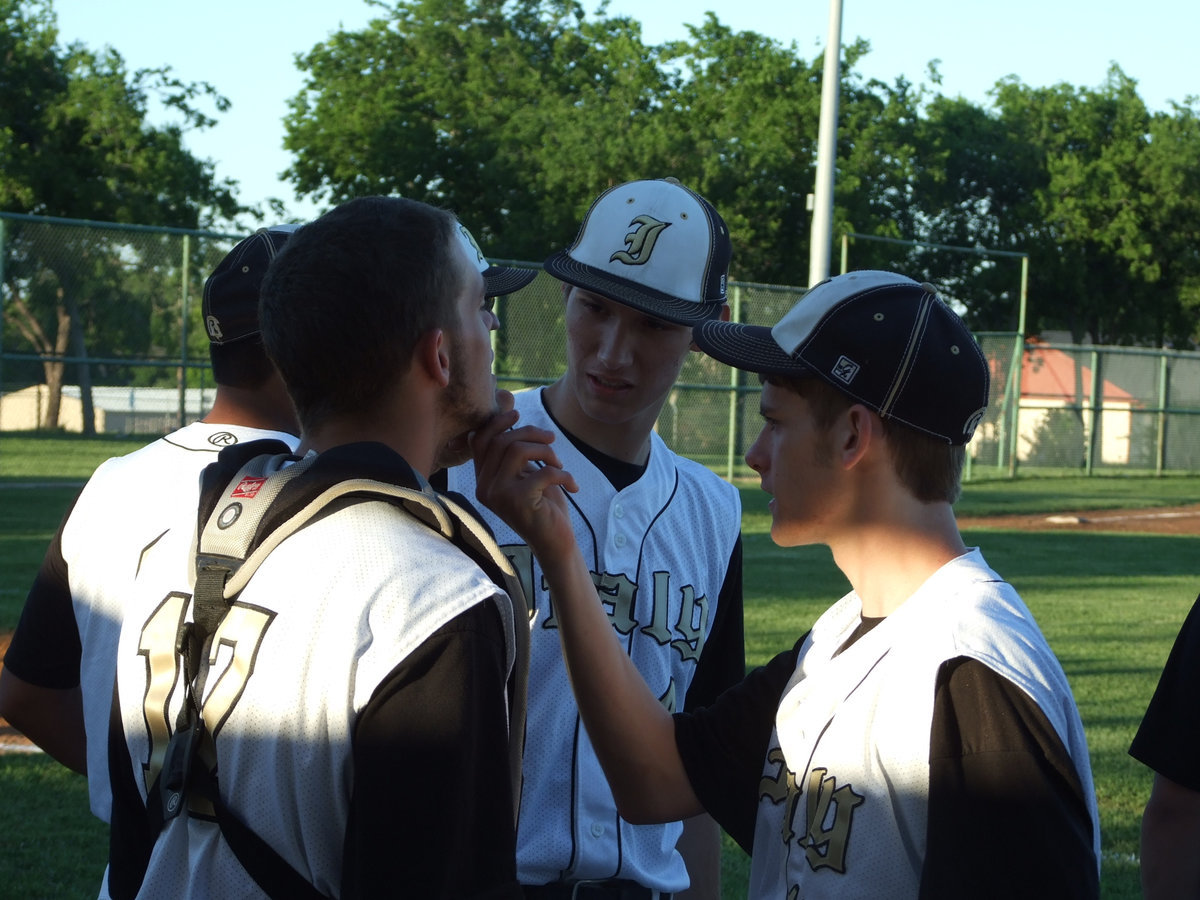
470;406;577;553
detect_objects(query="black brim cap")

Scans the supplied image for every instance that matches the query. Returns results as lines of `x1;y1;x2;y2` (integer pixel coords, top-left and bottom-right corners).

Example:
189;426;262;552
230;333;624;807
455;223;537;297
543;178;732;326
692;321;811;376
203;224;301;345
694;270;991;445
483;265;537;296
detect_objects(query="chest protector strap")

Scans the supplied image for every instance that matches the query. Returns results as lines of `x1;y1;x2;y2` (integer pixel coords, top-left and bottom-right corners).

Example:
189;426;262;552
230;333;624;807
142;441;528;900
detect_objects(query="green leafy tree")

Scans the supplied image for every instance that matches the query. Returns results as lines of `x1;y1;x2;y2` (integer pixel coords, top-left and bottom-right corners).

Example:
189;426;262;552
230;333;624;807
283;1;1199;348
656;17;821;285
1;0;245;430
909;67;1200;347
285;0;677;258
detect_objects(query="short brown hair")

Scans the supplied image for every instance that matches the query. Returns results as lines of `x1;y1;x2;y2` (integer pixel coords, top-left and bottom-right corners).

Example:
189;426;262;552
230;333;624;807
259;197;466;431
765;374;965;503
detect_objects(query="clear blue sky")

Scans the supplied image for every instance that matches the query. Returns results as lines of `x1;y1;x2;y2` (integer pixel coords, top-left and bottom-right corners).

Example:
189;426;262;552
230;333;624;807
51;0;1198;226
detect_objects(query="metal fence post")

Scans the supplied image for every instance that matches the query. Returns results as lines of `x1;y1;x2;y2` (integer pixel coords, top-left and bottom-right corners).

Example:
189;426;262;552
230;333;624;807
178;234;190;429
1085;349;1101;475
1005;257;1030;478
0;216;6;428
1004;341;1023;477
1156;352;1169;476
726;286;743;482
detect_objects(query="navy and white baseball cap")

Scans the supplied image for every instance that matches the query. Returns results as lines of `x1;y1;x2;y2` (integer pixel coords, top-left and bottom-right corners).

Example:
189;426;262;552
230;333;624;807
544;178;732;326
203;225;300;345
455;223;538;297
694;270;990;445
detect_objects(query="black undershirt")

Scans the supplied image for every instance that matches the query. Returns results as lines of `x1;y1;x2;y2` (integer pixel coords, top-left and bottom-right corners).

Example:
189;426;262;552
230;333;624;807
833;614;885;657
541;403;647;491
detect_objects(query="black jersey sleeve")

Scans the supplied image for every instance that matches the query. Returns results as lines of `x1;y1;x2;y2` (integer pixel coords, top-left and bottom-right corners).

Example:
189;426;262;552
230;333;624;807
921;656;1099;899
684;535;746;712
1130;593;1200;790
341;600;523;900
3;496;82;688
674;635;805;854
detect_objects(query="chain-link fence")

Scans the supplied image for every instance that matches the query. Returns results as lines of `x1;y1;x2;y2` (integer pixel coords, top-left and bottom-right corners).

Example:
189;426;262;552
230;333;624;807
0;213;243;434
4;212;1200;479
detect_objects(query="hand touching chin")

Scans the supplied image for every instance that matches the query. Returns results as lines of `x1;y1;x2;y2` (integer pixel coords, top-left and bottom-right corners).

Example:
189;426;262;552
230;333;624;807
435;389;515;470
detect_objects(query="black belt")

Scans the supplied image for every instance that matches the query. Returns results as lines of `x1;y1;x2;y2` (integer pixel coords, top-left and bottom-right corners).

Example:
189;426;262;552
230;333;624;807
522;880;672;900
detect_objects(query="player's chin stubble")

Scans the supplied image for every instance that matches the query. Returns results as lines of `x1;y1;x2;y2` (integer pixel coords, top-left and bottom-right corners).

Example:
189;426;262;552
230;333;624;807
434;373;501;470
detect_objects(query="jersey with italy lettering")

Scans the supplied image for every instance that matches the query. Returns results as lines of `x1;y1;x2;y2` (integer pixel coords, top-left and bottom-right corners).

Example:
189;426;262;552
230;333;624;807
4;422;298;823
445;386;744;890
677;548;1099;899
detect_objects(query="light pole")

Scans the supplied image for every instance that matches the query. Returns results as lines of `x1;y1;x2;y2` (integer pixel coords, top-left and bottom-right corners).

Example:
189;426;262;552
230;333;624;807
807;0;843;287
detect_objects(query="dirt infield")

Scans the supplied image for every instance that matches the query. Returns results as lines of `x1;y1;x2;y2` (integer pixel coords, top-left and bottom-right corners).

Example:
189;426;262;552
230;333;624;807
956;502;1200;535
0;631;34;752
2;502;1197;755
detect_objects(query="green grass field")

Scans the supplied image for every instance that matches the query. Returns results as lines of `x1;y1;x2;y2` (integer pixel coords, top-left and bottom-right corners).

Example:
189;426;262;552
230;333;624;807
2;432;1198;898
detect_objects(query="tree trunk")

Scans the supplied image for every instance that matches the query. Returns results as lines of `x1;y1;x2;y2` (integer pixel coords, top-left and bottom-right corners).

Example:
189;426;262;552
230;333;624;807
42;355;64;429
10;282;73;430
66;291;95;436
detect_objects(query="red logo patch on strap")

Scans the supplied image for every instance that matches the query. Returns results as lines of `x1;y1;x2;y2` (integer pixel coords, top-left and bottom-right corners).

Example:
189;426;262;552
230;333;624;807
231;476;268;499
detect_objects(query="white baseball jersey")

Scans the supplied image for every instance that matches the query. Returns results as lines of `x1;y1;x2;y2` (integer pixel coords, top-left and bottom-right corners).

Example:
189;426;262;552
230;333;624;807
105;444;521;899
4;422;297;823
747;549;1099;898
446;386;743;890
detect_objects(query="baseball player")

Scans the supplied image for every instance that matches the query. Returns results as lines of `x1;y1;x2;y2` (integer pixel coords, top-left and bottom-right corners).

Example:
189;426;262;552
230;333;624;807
104;197;534;899
475;270;1101;898
442;177;745;898
0;225;303;826
1130;590;1200;897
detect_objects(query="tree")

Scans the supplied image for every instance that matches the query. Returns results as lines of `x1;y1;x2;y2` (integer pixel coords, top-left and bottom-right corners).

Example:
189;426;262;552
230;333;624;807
285;2;930;288
655;16;822;286
280;0;1200;348
285;0;679;259
1;0;246;430
909;67;1200;347
1140;102;1200;347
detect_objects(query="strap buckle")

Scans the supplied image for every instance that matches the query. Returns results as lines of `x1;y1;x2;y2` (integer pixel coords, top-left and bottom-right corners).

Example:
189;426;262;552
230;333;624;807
158;714;203;822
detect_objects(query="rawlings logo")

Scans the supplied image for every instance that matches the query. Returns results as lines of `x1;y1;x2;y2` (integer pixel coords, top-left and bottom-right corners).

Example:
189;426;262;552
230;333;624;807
610;216;671;266
205;315;224;341
230;476;267;499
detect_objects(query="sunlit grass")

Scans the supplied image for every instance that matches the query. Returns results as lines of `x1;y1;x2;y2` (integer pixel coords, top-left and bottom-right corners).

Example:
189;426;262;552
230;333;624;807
3;441;1197;897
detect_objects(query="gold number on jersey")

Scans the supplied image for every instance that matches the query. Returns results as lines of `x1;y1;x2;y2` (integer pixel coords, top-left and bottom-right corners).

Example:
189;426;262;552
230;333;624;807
136;593;274;794
138;592;189;785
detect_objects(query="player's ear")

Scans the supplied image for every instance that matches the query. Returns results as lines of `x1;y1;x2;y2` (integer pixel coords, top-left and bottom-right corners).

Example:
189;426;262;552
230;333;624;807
415;328;451;388
836;404;879;471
